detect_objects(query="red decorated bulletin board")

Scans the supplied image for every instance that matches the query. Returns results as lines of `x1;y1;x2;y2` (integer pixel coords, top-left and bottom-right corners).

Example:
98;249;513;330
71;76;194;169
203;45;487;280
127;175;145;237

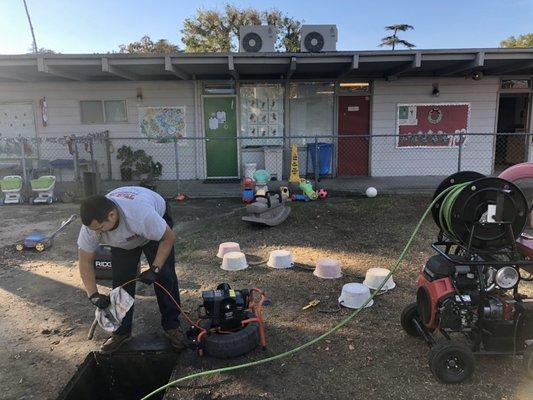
396;103;470;148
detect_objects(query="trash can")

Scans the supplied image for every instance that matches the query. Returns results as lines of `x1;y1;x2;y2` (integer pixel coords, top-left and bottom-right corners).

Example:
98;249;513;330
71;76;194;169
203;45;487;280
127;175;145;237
307;143;333;175
83;171;98;197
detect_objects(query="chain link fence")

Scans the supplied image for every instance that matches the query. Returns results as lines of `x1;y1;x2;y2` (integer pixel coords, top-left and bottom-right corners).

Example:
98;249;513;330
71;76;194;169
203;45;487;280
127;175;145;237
0;132;531;199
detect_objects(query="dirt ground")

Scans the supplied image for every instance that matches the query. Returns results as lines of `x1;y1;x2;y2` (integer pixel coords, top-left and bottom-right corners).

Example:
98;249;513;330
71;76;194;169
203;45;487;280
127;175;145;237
0;195;532;400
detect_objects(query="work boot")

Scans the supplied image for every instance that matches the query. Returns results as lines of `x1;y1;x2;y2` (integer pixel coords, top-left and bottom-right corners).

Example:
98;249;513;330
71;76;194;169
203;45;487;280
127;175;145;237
100;333;132;354
164;328;187;351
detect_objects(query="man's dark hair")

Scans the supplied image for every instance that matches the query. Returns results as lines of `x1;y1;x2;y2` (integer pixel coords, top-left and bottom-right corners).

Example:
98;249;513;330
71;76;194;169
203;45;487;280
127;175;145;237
80;195;116;226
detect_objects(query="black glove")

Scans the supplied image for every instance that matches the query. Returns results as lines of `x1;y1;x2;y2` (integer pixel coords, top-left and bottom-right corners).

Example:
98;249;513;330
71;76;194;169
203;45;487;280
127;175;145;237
89;292;110;309
138;265;159;285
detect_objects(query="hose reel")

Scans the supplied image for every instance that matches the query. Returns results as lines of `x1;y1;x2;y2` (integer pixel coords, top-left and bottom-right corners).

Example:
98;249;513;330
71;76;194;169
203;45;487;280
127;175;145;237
432;171;528;250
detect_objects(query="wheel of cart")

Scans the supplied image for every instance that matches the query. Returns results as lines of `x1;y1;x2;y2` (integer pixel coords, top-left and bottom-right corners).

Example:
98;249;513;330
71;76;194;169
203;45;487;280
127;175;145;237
400;302;423;338
525;344;533;380
15;243;24;251
428;340;475;384
35;241;48;252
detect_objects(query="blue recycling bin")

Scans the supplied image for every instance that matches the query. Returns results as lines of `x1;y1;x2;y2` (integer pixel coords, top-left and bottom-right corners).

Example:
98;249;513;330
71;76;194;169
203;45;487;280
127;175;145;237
307;142;333;175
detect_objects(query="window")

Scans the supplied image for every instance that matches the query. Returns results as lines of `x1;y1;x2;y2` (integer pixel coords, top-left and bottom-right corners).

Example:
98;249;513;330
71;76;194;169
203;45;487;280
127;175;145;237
203;83;235;95
289;82;334;144
81;100;127;124
501;79;531;90
80;101;104;124
104;100;127;122
339;82;370;94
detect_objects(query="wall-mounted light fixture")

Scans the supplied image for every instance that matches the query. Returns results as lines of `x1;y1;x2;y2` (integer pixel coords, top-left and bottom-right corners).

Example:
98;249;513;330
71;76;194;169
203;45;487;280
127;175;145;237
432;83;440;97
472;71;483;81
136;88;143;101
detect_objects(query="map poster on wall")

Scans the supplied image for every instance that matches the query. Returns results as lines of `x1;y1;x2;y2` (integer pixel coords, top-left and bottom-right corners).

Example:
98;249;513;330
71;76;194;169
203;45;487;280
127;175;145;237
138;106;186;142
396;103;470;148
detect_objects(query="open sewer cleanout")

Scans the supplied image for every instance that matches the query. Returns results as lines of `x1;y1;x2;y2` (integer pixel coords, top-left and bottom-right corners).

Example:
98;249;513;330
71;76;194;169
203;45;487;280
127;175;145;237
56;351;178;400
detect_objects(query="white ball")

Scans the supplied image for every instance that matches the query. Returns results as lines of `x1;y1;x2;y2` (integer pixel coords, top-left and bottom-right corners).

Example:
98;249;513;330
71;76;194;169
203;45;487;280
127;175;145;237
366;187;377;198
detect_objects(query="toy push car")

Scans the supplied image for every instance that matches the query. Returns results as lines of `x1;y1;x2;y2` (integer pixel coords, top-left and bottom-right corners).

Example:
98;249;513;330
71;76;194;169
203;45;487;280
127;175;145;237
15;214;77;252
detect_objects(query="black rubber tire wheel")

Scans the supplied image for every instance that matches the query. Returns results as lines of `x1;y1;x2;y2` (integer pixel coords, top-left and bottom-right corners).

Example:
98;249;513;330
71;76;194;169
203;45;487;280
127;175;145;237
401;302;422;338
203;321;260;359
428;340;475;384
525;344;533;380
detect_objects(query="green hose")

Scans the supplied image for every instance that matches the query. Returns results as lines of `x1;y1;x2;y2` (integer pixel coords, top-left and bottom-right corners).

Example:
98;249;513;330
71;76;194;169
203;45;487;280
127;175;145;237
141;187;456;400
439;181;469;240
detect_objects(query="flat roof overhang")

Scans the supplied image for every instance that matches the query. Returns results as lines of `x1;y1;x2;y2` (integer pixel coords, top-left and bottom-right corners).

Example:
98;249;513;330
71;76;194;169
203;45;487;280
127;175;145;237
0;48;532;82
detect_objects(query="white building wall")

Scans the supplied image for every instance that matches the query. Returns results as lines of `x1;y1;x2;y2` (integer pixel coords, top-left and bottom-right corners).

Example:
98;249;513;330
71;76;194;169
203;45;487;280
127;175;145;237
371;77;499;177
0;81;197;180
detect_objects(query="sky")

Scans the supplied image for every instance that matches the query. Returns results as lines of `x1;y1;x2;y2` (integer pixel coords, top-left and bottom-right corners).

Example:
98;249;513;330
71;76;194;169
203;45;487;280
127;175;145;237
0;0;532;54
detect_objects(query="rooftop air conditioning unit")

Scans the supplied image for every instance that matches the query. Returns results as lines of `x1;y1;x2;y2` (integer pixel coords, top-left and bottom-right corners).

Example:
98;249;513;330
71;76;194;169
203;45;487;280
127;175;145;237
239;25;277;53
300;25;338;52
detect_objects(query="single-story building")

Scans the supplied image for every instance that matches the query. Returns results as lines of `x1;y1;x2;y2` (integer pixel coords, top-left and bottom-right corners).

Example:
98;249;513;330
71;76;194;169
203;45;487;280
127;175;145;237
0;48;532;183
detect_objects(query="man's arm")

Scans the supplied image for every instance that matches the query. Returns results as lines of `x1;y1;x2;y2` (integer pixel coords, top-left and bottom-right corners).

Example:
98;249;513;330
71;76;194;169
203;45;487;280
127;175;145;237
152;225;175;270
78;249;97;297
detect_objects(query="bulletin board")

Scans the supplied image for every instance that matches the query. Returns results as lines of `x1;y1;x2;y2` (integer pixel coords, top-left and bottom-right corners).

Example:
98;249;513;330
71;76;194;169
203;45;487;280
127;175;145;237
396;103;470;148
240;85;284;147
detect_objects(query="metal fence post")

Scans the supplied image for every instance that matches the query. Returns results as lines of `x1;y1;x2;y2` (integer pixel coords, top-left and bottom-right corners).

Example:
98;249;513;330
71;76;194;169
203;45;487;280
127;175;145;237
457;132;463;172
89;137;96;173
314;135;319;186
20;138;28;195
174;137;181;195
73;136;82;196
105;137;112;180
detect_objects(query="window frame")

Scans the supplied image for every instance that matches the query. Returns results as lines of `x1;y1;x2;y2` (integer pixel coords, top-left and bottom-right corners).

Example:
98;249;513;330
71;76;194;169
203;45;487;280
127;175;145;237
80;99;128;124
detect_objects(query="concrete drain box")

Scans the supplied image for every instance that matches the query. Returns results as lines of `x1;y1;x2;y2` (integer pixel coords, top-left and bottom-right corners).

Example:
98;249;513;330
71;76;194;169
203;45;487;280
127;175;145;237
57;351;178;400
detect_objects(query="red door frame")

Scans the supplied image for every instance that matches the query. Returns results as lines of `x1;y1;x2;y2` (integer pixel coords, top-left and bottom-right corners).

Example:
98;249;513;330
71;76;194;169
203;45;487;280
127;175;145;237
337;95;371;176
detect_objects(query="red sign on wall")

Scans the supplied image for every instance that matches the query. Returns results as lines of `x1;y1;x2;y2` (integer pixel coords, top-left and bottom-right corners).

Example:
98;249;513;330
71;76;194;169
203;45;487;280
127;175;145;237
396;103;470;148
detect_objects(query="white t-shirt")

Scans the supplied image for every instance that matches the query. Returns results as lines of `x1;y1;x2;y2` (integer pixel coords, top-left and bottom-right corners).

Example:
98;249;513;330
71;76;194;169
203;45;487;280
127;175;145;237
77;186;167;252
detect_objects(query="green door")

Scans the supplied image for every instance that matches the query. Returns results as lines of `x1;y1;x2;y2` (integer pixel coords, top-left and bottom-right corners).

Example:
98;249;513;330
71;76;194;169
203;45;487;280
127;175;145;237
204;97;238;178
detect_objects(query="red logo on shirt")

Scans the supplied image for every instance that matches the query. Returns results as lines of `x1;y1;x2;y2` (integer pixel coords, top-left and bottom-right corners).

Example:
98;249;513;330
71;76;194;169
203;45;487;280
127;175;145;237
112;192;137;200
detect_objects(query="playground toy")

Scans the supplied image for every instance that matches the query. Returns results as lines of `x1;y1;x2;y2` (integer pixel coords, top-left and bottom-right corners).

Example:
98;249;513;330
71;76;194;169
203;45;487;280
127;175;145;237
253;169;270;185
0;175;24;204
15;214;77;252
30;175;57;204
242;177;255;204
279;186;290;202
242;191;291;227
302;299;320;310
317;188;328;199
242;188;254;203
366;187;377;198
299;179;318;200
291;194;309;202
